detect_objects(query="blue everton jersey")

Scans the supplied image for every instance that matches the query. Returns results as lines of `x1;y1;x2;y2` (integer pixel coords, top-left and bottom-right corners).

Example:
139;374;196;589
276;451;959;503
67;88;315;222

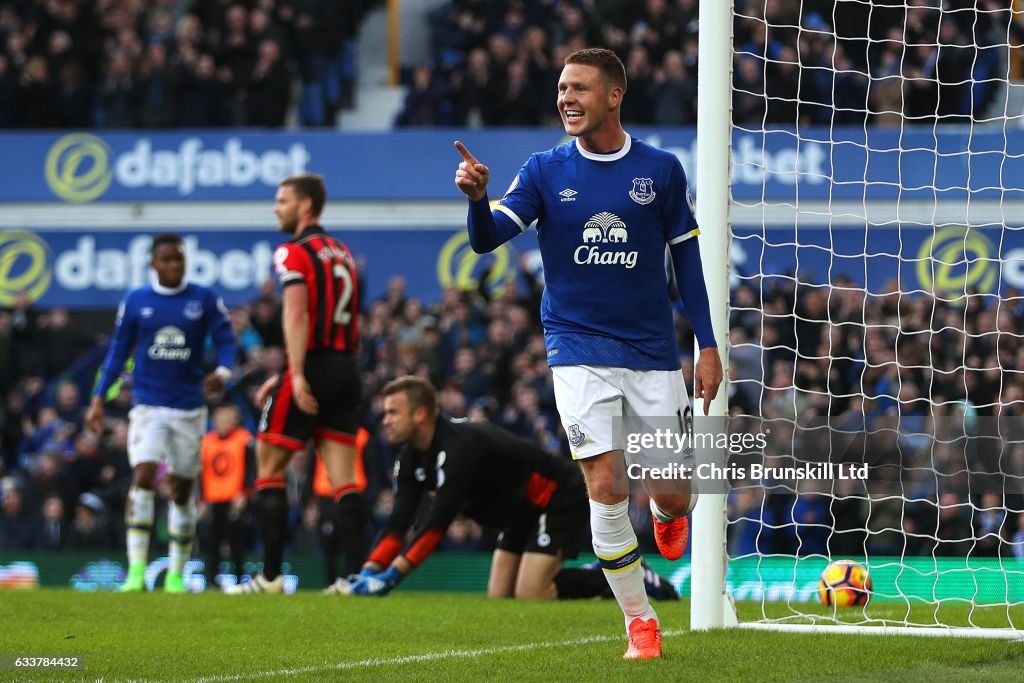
95;282;237;410
495;136;699;370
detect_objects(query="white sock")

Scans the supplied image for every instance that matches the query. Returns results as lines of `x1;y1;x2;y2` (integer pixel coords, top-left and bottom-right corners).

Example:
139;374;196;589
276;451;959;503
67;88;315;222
168;498;197;574
590;499;657;631
650;499;675;523
650;493;699;522
126;487;155;566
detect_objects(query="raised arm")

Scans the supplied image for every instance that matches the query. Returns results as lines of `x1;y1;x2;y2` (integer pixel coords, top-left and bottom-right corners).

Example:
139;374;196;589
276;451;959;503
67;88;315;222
454;140;523;253
454;140;489;202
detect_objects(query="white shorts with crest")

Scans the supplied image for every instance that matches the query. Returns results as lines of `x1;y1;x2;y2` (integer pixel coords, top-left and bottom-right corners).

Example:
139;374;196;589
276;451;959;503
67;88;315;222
127;405;207;478
551;365;693;465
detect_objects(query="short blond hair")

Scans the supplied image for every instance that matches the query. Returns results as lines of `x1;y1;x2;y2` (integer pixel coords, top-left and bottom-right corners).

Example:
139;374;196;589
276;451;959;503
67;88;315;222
565;47;627;93
381;375;439;418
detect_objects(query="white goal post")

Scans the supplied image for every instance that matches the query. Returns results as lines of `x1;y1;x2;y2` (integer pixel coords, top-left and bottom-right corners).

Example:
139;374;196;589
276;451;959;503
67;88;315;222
692;0;738;632
691;0;1024;639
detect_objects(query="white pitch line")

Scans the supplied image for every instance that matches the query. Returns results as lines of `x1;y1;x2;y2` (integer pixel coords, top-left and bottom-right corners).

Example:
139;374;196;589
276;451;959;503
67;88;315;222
187;629;689;683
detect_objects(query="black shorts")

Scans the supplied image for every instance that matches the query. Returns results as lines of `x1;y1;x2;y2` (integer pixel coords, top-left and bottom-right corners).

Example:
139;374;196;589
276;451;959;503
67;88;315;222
258;350;362;450
496;474;589;558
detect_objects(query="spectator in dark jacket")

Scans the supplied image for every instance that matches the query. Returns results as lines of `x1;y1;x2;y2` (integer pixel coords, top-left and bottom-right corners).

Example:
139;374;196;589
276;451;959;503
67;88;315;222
66;492;115;550
96;51;139;128
37;494;66;550
0;486;36;550
246;39;291;126
395;65;444;127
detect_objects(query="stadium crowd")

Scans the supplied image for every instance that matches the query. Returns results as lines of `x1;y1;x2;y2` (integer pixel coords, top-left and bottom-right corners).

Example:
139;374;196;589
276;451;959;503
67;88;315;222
1;255;1024;571
728;273;1024;559
2;0;1021;130
2;0;1024;579
395;0;1023;128
0;0;369;129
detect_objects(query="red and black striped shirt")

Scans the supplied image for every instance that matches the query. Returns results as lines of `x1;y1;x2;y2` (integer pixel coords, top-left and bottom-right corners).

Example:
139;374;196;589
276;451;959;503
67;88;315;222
273;225;359;353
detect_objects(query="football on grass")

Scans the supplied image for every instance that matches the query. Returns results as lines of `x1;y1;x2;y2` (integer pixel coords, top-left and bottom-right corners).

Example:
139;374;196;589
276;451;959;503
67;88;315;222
818;560;872;607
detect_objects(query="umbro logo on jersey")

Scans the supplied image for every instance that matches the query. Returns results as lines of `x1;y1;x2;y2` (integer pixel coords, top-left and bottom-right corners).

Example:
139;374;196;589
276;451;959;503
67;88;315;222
629;177;656;205
559;188;578;202
140;307;154;318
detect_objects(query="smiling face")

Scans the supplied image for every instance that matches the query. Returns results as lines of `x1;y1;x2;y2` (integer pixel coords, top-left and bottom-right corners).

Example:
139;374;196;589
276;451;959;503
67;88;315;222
557;63;621;142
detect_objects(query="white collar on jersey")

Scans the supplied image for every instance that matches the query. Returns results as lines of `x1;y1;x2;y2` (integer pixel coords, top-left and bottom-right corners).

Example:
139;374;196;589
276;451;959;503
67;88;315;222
575;133;631;161
151;279;188;295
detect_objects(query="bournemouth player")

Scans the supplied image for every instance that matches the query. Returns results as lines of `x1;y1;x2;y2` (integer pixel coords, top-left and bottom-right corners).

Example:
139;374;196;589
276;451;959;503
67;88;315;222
340;376;678;603
226;173;367;593
86;233;237;593
453;48;722;658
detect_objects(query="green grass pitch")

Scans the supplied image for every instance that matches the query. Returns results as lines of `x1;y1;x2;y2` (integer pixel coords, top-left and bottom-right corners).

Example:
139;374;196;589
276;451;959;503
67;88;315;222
1;591;1022;682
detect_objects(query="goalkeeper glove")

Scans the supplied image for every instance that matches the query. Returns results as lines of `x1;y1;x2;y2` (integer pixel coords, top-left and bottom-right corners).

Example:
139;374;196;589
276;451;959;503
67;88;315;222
350;566;403;597
345;567;378;584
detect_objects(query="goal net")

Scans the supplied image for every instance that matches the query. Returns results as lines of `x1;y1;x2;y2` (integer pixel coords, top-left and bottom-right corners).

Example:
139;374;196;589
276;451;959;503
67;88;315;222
721;0;1024;637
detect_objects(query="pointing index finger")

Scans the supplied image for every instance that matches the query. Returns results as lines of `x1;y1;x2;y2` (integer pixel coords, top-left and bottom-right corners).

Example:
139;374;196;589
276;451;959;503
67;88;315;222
454;140;479;165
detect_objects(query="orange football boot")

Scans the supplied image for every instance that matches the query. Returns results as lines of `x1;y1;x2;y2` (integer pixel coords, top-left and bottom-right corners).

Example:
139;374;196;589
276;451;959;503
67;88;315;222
652;513;689;561
623;618;662;660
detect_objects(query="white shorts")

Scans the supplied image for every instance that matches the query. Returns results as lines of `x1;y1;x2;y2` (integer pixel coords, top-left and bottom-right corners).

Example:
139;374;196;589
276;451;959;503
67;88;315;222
127;405;208;478
552;365;693;466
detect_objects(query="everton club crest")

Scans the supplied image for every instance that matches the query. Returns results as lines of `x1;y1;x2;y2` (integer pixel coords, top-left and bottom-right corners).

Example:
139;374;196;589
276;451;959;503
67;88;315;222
184;300;203;320
629;177;656;205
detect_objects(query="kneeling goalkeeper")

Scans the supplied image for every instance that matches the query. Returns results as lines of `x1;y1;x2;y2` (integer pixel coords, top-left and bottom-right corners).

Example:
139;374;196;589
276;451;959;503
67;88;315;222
336;375;675;601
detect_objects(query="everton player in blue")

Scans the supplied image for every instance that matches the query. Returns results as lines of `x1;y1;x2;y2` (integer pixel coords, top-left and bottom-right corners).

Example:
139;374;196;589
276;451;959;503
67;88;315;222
86;233;237;593
454;48;722;659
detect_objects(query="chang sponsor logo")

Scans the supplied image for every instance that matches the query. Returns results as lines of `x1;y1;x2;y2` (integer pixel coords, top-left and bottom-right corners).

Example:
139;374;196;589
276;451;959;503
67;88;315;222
44;135;310;202
149;325;190;361
573;212;638;268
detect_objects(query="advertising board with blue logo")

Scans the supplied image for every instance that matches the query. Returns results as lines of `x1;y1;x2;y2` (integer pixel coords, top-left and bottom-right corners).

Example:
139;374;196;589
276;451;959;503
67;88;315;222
4;225;1022;310
733;224;1024;299
2;127;1023;203
2;127;1022;308
0;228;526;309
